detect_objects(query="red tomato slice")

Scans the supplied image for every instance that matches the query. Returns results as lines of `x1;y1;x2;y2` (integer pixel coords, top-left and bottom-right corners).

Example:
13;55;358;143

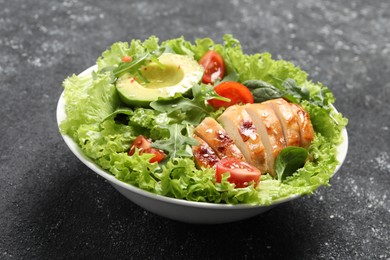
128;135;166;163
215;158;261;188
128;135;152;156
208;81;254;109
198;50;225;84
121;56;133;62
148;148;166;163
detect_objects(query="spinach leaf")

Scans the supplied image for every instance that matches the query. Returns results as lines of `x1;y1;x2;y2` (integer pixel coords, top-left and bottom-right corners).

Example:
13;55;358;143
282;78;310;104
243;80;283;102
244;78;332;110
275;147;308;181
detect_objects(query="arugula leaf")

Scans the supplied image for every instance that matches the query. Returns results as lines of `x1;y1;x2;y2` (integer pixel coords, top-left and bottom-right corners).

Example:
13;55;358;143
113;47;166;78
101;107;133;123
149;84;228;158
193;83;231;103
151;124;198;158
150;84;217;125
275;147;308;181
97;42;132;72
150;95;203;125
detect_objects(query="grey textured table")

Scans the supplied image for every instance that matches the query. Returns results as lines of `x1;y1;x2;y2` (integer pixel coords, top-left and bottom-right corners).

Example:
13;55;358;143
1;0;389;259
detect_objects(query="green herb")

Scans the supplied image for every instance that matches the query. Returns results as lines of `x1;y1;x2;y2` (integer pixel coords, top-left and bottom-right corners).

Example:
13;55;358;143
113;47;166;79
150;84;218;125
281;78;310;104
151;124;198;158
101;107;133;123
243;78;334;111
275;147;308;181
149;84;223;158
243;79;283;102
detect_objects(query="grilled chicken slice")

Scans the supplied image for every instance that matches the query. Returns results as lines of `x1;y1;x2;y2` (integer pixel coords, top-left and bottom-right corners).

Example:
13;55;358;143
290;103;314;148
192;135;220;168
194;117;246;161
244;103;286;175
264;98;301;147
192;100;314;175
218;105;267;173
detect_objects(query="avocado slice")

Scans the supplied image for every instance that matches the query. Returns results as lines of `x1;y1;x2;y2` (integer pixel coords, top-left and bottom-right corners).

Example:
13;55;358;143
116;53;204;107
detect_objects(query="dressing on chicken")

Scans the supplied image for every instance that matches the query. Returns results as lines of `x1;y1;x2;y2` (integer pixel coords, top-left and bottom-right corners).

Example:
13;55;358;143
192;98;315;176
218;105;267;173
193;117;246;161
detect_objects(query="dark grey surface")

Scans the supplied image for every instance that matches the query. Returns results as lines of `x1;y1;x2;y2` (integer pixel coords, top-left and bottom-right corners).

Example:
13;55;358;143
1;0;389;259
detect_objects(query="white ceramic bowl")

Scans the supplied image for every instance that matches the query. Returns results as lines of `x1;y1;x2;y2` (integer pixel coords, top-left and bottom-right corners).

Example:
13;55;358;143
57;66;348;224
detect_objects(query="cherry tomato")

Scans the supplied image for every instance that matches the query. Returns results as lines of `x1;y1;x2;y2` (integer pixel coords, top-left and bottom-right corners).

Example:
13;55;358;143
208;81;254;109
198;50;225;84
148;148;166;163
215;158;261;188
128;135;151;156
128;135;166;163
122;55;133;62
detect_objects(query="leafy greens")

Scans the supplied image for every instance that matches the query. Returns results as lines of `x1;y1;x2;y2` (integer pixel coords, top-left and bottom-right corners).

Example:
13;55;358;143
60;35;348;205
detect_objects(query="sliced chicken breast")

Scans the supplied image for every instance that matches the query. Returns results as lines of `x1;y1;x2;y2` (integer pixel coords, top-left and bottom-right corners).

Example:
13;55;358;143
244;103;286;176
290;103;315;148
218;105;267;173
264;98;301;147
194;117;246;161
192;100;314;174
192;135;220;168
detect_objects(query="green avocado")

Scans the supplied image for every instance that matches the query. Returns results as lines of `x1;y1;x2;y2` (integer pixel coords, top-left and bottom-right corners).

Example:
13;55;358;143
116;53;204;107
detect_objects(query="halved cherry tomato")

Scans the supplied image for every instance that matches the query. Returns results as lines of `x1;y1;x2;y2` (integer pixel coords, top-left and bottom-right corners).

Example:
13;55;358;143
215;158;261;188
122;55;133;62
208;81;254;109
128;135;151;156
198;50;225;84
128;135;166;163
148;148;166;163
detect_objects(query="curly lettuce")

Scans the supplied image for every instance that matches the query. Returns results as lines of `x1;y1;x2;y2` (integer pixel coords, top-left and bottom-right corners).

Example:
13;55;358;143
60;35;348;205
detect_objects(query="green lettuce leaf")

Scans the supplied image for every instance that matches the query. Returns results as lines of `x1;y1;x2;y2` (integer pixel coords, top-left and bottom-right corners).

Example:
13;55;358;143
60;71;120;141
78;119;135;160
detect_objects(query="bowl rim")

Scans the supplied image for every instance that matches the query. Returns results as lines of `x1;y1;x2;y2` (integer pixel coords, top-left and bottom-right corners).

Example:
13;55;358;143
57;65;348;210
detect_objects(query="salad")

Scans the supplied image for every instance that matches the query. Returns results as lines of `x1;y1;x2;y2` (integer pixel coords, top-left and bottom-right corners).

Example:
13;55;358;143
60;35;348;205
